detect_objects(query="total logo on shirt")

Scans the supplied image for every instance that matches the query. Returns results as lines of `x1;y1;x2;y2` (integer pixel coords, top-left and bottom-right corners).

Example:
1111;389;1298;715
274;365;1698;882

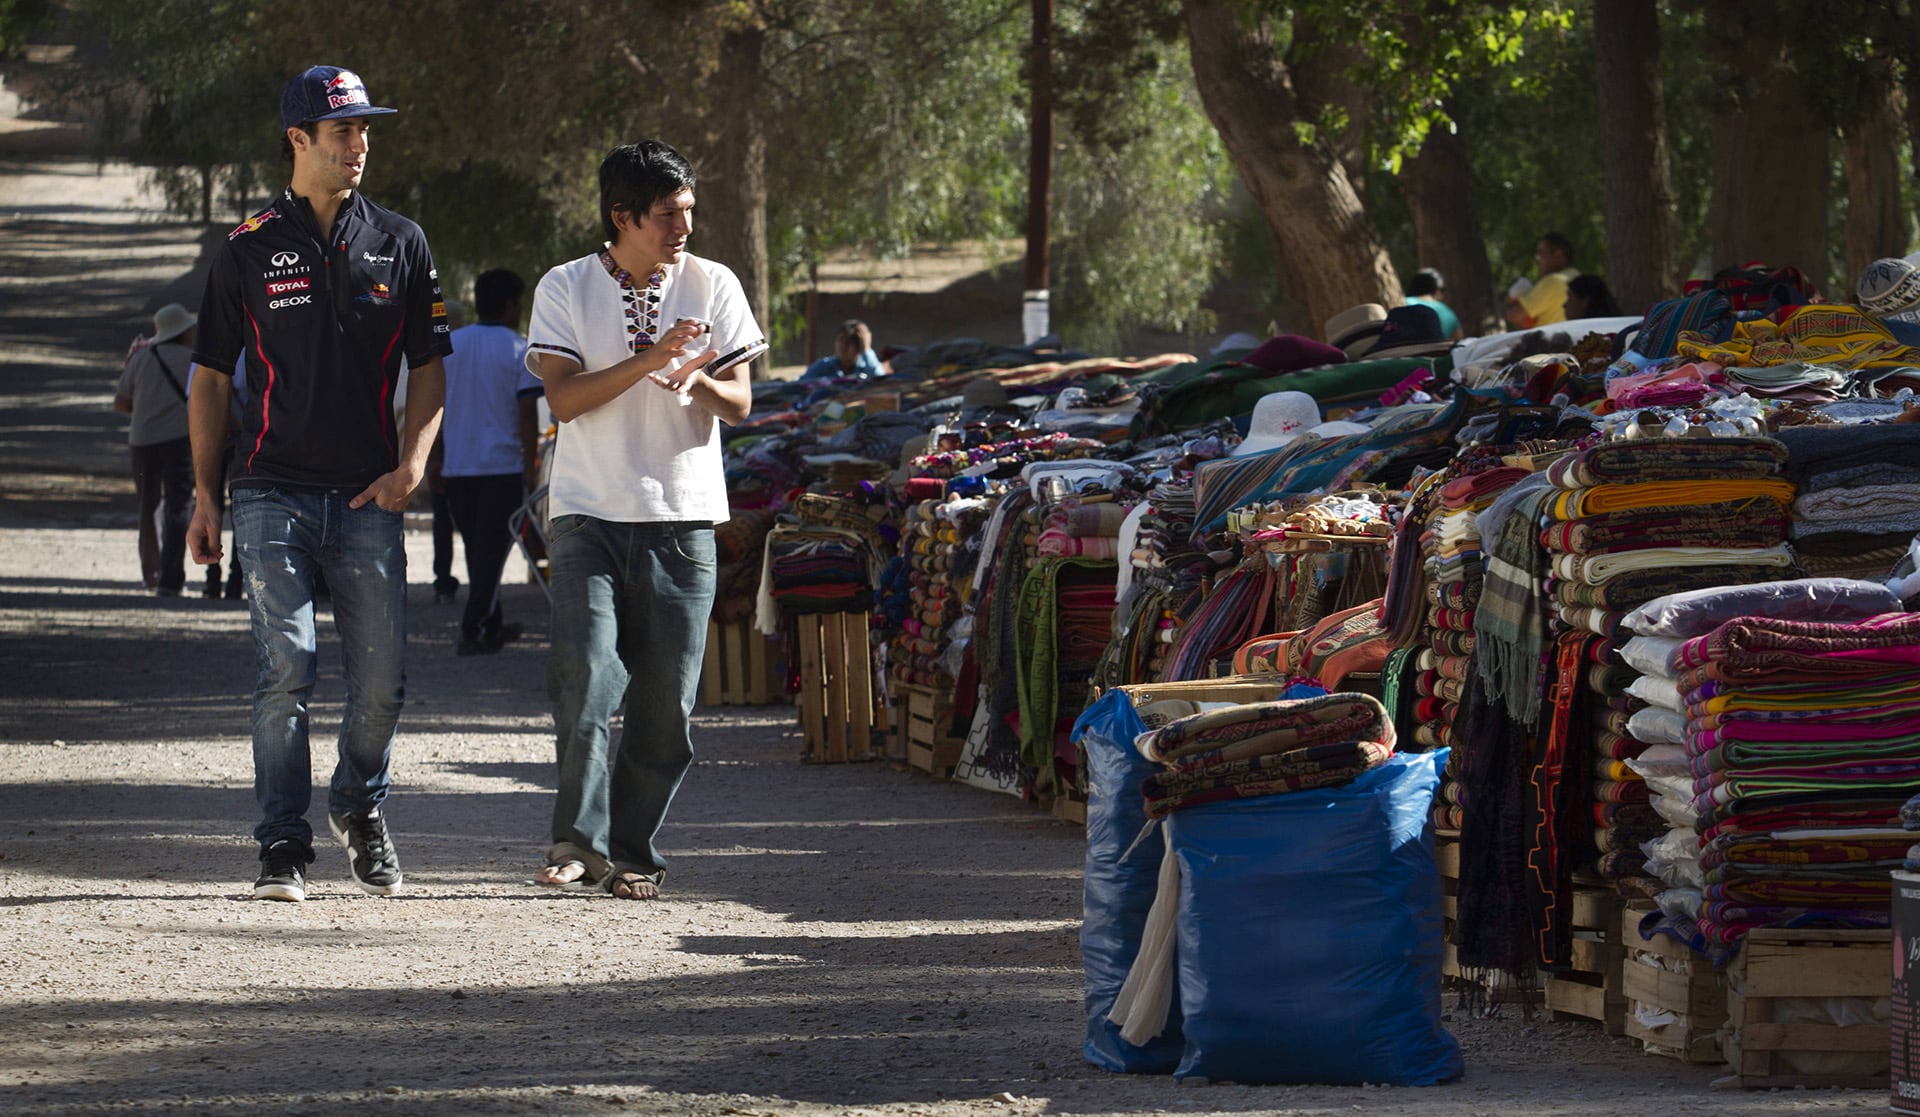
265;277;310;297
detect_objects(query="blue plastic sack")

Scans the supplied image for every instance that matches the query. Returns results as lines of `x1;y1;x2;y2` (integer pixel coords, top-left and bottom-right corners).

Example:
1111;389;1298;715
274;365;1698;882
1074;689;1183;1073
1168;750;1461;1085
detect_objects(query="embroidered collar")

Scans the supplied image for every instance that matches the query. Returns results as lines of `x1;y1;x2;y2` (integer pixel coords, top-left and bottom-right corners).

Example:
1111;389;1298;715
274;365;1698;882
598;246;667;354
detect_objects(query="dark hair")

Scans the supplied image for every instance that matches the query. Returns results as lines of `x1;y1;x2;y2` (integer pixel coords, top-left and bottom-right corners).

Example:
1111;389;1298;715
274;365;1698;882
837;319;866;343
1407;268;1444;297
1566;273;1621;317
599;141;697;244
279;122;319;166
1540;232;1574;265
473;269;525;320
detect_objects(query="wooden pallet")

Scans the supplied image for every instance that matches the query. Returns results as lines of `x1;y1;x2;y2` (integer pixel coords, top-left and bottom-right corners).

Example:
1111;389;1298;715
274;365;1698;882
1436;831;1463;981
794;611;882;763
1542;886;1626;1035
1620;903;1726;1063
1051;788;1088;827
701;619;778;706
892;680;963;776
1727;927;1891;1090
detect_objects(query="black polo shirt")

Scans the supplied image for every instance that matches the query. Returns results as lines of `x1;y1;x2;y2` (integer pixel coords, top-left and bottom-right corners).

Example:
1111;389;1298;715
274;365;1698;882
193;187;452;493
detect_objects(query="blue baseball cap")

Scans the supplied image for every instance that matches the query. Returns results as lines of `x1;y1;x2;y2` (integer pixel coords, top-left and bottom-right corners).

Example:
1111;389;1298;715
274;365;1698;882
280;66;397;130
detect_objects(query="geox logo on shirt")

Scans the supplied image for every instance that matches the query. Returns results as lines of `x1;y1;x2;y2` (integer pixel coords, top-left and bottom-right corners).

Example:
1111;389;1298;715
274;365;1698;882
269;294;313;309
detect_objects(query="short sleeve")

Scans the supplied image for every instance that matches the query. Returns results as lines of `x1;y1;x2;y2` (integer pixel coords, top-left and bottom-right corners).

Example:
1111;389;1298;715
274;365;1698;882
1521;275;1568;322
190;244;246;375
525;268;582;377
512;334;543;395
115;355;136;397
706;264;763;367
402;229;453;367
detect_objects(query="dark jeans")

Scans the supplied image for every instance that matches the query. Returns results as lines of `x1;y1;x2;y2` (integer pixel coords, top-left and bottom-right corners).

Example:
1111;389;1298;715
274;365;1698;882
230;487;408;852
131;437;193;592
444;473;523;639
547;516;715;882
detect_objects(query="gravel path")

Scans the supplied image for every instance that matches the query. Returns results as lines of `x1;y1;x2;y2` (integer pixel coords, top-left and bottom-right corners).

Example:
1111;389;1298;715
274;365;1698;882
0;138;1887;1115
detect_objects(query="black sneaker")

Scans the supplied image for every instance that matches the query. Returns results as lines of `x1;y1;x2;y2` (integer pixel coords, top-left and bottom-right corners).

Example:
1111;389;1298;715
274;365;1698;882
328;809;403;896
203;569;222;599
254;840;313;902
478;622;524;654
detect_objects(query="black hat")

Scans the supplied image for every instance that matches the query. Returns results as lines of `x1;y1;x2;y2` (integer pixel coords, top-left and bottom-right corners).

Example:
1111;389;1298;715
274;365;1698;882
280;66;397;130
1365;304;1452;360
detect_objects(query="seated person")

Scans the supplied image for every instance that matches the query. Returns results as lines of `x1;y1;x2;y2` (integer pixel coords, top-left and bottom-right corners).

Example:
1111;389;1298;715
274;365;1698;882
1404;267;1463;340
1505;232;1578;329
800;319;885;380
1563;274;1623;319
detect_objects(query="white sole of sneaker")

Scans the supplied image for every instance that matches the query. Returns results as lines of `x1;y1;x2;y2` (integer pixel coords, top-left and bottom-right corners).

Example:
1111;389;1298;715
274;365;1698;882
347;874;402;897
253;883;304;901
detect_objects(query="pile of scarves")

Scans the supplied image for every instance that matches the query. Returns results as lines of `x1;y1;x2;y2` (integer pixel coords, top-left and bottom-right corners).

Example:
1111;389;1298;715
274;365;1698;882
1670;609;1920;944
1535;434;1799;888
889;495;993;690
1411;459;1532;830
1134;692;1396;817
1777;423;1920;579
1104;480;1208;686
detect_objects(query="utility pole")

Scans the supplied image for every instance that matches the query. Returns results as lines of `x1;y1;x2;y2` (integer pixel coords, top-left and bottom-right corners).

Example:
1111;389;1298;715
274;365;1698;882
1023;0;1053;346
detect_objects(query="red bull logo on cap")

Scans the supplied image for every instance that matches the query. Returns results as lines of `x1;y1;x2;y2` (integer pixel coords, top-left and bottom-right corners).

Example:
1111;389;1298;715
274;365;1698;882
325;70;371;110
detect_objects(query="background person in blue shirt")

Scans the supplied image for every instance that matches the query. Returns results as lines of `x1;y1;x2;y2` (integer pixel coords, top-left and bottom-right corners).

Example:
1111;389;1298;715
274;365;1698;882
800;318;884;380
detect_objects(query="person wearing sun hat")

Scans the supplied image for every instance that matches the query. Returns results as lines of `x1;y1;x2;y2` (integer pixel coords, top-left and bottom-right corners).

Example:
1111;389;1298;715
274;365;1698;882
113;302;199;596
185;65;452;904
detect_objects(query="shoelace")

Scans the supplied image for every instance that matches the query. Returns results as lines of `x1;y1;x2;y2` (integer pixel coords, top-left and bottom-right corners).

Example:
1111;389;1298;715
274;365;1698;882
347;816;394;863
262;845;306;876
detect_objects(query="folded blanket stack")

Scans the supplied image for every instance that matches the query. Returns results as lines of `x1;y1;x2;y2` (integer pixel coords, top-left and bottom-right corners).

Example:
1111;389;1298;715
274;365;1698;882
1135;692;1396;817
1624;577;1913;945
1777;424;1920;579
1105;480;1212;685
1539;436;1798;884
889;495;995;690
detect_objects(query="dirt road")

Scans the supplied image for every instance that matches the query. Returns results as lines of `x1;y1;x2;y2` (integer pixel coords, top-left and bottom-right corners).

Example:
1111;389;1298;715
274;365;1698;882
0;101;1887;1117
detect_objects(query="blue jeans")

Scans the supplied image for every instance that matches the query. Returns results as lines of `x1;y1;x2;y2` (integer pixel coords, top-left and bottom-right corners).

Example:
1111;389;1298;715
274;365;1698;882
547;516;715;882
230;487;408;852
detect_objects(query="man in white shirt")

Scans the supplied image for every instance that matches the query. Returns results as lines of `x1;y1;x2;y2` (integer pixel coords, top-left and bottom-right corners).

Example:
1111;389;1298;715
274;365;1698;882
523;140;758;900
441;268;542;655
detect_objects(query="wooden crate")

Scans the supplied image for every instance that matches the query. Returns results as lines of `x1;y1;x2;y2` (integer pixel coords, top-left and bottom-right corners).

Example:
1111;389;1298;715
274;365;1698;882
701;619;778;706
1435;831;1462;981
1542;886;1626;1035
1052;788;1088;827
1619;903;1727;1063
893;680;963;776
795;611;882;763
1726;927;1891;1090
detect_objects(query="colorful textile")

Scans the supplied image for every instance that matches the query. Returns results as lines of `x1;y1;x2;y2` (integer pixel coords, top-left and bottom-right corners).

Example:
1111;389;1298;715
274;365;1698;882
1141;740;1394;817
1674;612;1920;675
1475;476;1555;724
1136;692;1393;765
1775;423;1920;489
1678;303;1920;370
1547;437;1786;488
1547;478;1794;519
1541;505;1789;555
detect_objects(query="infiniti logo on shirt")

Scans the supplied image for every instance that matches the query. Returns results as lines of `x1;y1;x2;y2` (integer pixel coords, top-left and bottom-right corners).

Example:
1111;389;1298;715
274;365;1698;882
271;251;299;267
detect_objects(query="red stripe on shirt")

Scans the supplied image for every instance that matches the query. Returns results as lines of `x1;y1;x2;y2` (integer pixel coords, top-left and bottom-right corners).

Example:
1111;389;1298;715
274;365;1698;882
377;323;403;458
244;308;278;473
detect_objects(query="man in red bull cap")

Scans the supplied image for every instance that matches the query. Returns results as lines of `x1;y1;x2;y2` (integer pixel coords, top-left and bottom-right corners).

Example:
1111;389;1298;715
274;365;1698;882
185;64;451;902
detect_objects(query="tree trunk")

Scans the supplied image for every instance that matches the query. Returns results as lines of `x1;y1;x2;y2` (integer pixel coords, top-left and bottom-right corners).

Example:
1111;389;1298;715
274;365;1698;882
1591;0;1678;315
696;25;771;335
1841;77;1907;285
1181;0;1398;338
1704;1;1832;293
1398;123;1497;336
